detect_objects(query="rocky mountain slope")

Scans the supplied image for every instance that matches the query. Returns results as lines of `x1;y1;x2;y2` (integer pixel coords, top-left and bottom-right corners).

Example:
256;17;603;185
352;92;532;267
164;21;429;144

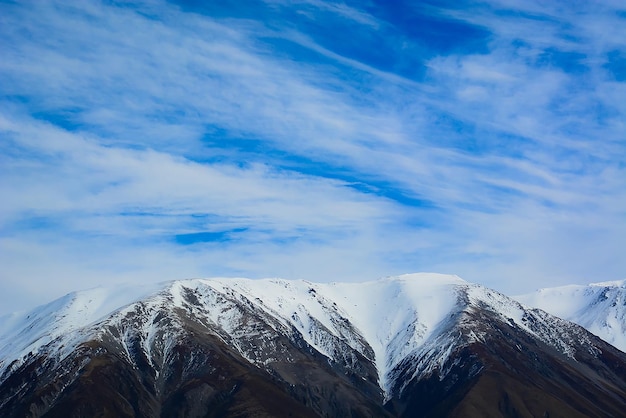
1;274;625;417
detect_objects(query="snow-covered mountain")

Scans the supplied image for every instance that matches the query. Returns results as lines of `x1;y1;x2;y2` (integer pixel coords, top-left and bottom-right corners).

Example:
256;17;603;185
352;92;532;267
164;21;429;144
1;274;626;417
515;279;626;353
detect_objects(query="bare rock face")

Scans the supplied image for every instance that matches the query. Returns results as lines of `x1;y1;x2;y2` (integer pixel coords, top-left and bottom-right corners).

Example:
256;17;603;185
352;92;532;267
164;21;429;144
1;275;626;417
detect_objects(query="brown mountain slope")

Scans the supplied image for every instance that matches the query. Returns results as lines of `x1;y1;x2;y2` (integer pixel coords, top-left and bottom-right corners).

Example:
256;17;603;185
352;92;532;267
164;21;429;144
388;307;626;418
0;297;391;418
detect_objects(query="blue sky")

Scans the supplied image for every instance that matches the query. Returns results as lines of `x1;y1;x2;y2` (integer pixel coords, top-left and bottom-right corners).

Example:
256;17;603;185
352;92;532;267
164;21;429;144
1;0;625;314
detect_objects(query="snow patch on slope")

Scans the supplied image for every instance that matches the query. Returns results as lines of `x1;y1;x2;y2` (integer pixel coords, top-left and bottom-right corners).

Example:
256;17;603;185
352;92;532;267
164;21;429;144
0;282;165;379
320;273;465;392
515;280;626;353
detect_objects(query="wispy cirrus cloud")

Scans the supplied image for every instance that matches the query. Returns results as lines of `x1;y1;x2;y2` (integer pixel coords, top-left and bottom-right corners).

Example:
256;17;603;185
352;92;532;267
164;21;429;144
0;0;624;313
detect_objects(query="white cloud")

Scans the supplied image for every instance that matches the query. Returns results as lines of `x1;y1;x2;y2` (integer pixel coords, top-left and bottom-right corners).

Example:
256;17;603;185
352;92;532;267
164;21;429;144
0;0;625;314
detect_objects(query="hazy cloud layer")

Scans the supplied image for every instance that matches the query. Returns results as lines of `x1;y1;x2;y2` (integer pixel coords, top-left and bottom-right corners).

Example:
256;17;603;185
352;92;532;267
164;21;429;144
1;0;624;314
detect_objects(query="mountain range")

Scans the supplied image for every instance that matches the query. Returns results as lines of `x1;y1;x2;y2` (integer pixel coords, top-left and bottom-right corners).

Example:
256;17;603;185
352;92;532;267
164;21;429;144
1;273;625;417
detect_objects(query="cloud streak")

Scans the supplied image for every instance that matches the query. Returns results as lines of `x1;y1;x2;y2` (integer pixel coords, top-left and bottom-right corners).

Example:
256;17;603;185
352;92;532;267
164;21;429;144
0;0;625;314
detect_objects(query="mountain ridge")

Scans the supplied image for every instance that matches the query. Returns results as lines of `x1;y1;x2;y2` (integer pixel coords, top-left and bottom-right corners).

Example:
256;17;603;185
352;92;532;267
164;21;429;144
1;274;626;417
516;279;626;353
